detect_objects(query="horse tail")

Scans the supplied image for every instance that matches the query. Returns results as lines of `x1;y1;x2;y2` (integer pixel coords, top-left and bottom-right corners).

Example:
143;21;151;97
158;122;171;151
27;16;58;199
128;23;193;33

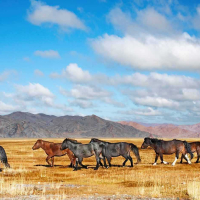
0;146;10;168
129;143;141;163
183;141;193;160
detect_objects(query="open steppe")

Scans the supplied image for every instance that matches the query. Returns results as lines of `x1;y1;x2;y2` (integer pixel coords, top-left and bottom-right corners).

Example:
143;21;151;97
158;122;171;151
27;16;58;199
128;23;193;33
0;138;200;199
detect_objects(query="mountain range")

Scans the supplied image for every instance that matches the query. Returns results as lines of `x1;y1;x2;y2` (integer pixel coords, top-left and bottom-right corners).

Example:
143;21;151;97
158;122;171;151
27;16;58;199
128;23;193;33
0;112;199;138
0;112;150;138
119;121;200;138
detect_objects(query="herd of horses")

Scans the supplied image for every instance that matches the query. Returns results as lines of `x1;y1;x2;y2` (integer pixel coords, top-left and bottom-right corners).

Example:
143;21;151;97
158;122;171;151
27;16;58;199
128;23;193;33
0;137;200;171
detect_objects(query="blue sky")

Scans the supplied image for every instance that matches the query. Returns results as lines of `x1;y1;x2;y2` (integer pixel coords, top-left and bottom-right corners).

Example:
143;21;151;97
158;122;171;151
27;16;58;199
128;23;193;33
1;0;200;124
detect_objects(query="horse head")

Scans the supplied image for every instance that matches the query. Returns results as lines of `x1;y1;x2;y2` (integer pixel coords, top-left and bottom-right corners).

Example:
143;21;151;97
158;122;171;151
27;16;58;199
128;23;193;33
60;138;70;150
141;137;152;149
89;138;99;143
32;139;43;150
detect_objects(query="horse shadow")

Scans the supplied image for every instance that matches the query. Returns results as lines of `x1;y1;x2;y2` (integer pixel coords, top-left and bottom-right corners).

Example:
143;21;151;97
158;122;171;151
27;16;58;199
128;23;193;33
108;164;133;168
34;164;63;168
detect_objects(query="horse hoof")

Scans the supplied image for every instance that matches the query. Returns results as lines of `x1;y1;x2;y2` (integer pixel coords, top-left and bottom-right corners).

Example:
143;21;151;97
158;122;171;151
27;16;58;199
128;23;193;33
153;163;157;166
94;168;98;170
73;168;77;171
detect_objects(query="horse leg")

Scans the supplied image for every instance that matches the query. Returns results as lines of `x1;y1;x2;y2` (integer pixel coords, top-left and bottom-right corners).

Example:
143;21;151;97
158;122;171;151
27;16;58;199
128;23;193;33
106;157;112;168
196;153;200;163
153;153;159;165
195;150;200;163
180;154;188;163
129;156;133;167
172;152;179;166
94;154;101;170
122;157;129;167
180;154;184;163
78;157;88;169
99;158;103;167
73;160;78;171
103;157;108;168
184;153;191;164
196;155;200;163
160;154;168;164
46;155;52;166
51;157;54;167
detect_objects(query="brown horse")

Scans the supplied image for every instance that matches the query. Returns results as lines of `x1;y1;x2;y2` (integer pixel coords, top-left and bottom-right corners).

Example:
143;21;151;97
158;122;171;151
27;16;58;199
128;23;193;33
141;138;193;166
181;142;200;163
32;139;76;167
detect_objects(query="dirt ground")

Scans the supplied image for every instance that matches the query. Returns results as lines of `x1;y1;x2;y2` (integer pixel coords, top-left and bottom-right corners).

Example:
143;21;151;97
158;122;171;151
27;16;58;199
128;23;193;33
0;138;200;200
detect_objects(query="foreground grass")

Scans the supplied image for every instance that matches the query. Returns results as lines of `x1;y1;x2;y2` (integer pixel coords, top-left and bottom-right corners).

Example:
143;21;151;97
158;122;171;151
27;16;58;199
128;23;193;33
0;138;200;199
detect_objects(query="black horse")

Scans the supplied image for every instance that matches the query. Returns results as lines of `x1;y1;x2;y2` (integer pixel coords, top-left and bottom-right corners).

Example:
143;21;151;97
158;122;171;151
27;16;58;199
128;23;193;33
60;138;105;171
0;146;10;169
90;138;141;168
141;137;193;166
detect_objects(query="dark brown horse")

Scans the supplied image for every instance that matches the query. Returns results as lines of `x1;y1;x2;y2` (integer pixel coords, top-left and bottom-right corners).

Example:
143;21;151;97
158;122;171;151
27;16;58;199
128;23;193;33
32;139;76;167
181;142;200;163
141;138;193;166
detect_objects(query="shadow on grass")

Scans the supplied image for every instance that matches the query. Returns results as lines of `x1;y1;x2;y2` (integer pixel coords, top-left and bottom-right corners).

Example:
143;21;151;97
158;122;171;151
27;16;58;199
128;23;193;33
34;164;64;168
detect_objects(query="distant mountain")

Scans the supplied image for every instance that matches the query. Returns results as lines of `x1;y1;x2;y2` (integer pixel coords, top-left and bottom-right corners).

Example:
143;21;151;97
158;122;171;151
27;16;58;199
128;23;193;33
119;121;200;138
0;112;151;138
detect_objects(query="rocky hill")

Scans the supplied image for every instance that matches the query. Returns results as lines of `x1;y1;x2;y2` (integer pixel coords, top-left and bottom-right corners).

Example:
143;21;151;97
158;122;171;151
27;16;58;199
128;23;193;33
0;112;151;138
119;121;200;138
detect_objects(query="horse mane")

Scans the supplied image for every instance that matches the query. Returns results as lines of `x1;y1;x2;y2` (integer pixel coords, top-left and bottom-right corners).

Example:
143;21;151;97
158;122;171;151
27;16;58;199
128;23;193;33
66;138;82;144
91;138;112;144
91;138;103;142
37;139;53;144
150;138;163;145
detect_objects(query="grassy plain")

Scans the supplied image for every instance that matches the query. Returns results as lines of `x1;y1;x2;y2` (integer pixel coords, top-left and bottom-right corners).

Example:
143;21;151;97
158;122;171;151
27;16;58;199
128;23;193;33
0;138;200;199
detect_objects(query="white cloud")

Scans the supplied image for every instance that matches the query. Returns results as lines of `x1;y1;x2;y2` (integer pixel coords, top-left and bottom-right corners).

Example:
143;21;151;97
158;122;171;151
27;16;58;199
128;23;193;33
27;0;87;31
0;70;17;82
0;101;20;114
122;107;161;116
23;57;31;62
16;83;54;100
64;63;92;82
70;99;93;109
34;69;44;77
2;83;73;115
134;107;162;116
50;63;92;83
137;8;174;34
70;85;110;100
113;72;200;88
107;7;175;36
101;97;125;107
34;50;60;59
192;6;200;30
133;96;180;108
91;33;200;71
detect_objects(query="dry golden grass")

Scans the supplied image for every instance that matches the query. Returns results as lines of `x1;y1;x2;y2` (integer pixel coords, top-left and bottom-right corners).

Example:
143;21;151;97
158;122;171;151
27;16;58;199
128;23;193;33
0;138;200;199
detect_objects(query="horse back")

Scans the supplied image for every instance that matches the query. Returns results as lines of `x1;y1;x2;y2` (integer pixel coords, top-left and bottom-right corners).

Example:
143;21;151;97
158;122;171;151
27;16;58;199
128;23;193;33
189;142;200;152
156;140;185;154
105;142;125;157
